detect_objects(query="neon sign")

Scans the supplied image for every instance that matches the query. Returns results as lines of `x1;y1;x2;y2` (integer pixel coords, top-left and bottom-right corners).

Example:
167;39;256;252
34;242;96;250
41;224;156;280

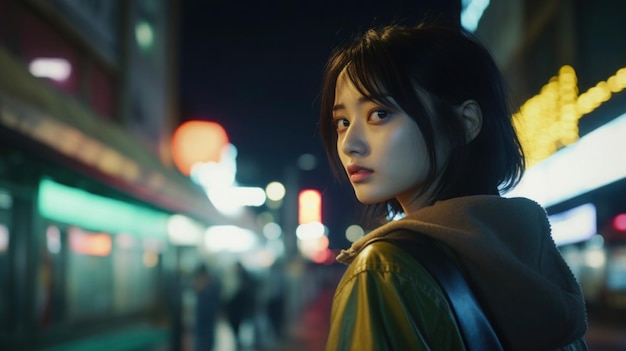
514;65;626;167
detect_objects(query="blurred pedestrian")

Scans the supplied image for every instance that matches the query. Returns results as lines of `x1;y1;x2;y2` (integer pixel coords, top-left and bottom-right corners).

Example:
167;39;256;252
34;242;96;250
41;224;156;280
165;269;184;351
266;259;287;340
318;21;589;350
193;263;221;351
225;261;255;350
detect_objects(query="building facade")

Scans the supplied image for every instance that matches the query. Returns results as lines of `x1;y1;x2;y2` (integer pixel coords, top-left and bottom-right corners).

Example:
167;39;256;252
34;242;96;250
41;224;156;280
0;1;249;349
478;0;626;326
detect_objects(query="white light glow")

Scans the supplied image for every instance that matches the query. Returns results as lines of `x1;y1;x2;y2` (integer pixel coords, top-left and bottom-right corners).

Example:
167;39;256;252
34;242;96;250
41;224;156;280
296;222;326;240
190;144;238;189
549;203;596;246
345;224;365;243
266;182;286;201
585;248;606;268
192;161;236;188
240;248;276;268
587;234;605;249
135;21;154;49
167;214;204;245
46;225;61;254
204;225;258;253
29;58;72;81
266;238;285;258
461;0;490;32
507;112;626;207
298;234;329;251
298;235;330;263
190;144;266;215
207;186;267;215
185;144;268;216
206;190;241;215
0;224;9;252
263;222;282;240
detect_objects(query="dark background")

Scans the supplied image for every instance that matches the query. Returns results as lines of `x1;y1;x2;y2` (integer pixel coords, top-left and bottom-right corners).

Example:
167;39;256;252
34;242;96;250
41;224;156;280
178;0;461;246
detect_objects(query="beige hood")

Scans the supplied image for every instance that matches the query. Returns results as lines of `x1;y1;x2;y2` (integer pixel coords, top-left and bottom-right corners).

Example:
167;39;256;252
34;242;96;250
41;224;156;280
336;195;587;350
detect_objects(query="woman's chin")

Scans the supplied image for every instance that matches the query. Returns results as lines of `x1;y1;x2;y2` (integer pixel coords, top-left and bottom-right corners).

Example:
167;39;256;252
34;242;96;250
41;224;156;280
354;193;391;205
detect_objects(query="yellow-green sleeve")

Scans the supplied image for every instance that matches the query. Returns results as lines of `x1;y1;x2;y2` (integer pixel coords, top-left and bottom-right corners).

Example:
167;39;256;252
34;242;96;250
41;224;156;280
325;241;465;351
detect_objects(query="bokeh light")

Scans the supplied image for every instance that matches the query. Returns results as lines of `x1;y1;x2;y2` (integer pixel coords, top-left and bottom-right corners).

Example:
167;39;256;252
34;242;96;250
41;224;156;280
171;120;229;176
613;214;626;231
297;153;317;171
266;181;286;201
345;224;365;243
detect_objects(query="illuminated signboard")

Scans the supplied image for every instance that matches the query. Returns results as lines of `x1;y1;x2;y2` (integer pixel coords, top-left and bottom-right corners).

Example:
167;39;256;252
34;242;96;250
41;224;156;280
298;189;322;225
548;203;596;246
38;178;169;239
507;111;626;207
68;227;112;257
514;65;626;167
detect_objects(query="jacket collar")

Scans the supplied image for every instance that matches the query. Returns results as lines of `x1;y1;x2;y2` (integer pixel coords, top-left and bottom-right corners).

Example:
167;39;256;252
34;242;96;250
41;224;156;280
335;195;548;265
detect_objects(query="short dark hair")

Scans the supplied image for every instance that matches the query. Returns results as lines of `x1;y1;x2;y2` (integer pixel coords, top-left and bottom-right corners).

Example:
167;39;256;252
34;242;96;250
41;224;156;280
319;23;525;217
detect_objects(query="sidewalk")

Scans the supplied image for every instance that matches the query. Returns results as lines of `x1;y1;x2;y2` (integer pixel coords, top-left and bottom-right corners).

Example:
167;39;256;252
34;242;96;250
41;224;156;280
204;286;333;351
205;287;626;351
268;286;626;351
272;287;333;351
586;323;626;351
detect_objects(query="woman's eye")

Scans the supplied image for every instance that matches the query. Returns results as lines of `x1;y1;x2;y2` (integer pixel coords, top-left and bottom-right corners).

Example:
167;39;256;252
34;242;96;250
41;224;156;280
334;118;349;131
369;110;389;123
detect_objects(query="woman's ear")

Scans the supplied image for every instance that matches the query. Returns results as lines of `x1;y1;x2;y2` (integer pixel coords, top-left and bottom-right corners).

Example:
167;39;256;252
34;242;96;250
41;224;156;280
458;100;482;143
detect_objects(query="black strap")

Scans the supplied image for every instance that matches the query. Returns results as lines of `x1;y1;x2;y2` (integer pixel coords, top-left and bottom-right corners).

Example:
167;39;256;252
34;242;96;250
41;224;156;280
395;239;504;351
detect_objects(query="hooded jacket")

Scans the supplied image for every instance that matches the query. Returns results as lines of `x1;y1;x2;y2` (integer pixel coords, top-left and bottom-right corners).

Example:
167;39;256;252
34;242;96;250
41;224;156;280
326;195;588;351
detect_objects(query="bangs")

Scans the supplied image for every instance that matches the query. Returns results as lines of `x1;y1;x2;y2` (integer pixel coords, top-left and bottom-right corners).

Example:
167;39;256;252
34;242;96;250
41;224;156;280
342;35;408;109
344;62;393;107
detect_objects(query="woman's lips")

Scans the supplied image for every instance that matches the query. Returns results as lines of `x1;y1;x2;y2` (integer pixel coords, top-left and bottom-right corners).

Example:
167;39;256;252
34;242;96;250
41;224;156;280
347;165;374;183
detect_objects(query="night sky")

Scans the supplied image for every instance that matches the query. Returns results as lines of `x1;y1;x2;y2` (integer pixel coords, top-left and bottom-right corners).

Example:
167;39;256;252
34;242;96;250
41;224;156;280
179;0;461;246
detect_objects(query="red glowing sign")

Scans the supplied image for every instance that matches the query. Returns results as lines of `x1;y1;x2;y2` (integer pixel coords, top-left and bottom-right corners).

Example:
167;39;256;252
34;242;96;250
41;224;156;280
298;189;322;224
612;214;626;232
68;227;112;256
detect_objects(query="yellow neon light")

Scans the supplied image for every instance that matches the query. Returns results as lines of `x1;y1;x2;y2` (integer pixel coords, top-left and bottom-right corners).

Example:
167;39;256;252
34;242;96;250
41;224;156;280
514;65;626;167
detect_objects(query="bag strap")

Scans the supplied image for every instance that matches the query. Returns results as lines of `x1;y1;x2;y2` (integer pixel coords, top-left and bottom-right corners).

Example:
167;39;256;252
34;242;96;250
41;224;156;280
393;238;504;351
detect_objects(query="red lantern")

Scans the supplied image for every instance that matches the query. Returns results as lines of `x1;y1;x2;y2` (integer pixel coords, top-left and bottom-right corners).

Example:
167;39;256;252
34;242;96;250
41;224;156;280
171;120;229;176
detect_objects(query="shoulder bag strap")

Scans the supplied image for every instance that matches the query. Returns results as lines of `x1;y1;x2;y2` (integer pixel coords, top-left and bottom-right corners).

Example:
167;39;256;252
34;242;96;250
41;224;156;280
395;239;504;351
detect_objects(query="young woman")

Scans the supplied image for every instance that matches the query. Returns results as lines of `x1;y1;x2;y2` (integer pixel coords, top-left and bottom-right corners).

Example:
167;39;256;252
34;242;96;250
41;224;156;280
319;23;588;350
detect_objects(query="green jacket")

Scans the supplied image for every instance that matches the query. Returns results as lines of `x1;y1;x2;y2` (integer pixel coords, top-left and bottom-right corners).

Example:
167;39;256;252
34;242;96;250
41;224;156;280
326;196;588;351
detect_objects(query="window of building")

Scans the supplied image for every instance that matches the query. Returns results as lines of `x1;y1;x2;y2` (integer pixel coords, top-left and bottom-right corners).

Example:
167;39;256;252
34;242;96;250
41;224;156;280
1;2;119;122
89;61;115;120
19;8;81;96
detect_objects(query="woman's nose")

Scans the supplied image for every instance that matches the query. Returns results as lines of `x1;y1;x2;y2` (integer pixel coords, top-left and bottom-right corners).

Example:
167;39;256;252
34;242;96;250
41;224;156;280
340;123;368;156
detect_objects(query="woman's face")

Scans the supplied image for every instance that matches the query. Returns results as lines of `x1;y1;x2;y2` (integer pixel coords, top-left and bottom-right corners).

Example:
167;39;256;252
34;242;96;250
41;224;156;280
333;71;442;212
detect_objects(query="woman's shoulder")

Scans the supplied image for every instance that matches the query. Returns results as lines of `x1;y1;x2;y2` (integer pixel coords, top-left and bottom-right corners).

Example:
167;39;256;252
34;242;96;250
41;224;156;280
343;238;437;282
334;238;453;312
351;239;407;263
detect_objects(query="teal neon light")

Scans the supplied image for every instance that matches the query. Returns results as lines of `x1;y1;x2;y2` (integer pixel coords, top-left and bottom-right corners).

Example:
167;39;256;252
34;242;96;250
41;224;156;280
38;178;169;239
